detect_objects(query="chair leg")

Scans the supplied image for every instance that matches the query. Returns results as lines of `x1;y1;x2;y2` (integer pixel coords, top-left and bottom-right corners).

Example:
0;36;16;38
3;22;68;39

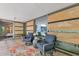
40;50;53;56
43;46;45;56
40;51;45;56
43;51;46;56
45;50;53;56
50;50;53;56
40;51;42;55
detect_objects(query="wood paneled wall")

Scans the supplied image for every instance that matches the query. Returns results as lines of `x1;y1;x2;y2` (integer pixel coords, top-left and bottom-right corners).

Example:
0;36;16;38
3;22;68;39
5;23;13;33
14;22;24;37
25;20;35;34
48;5;79;22
48;19;79;30
48;32;79;44
48;5;79;44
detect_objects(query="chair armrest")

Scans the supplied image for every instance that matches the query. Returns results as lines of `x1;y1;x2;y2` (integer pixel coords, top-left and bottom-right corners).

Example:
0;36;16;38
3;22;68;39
43;43;54;47
43;43;54;51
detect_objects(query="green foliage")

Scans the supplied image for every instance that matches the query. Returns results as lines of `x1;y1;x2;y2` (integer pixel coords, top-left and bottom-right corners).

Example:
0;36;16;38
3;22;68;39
0;26;4;34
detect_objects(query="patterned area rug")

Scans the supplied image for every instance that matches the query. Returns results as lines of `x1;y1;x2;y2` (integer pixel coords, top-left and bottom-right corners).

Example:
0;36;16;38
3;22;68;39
9;39;41;56
0;38;41;56
9;44;41;56
0;38;15;56
0;38;53;56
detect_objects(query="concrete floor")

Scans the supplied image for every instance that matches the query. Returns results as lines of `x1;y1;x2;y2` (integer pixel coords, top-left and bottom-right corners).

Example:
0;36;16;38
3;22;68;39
0;38;69;56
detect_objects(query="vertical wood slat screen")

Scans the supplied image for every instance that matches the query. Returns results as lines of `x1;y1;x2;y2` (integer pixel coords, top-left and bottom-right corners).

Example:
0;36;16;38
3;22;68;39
14;22;24;37
25;20;35;34
48;5;79;44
